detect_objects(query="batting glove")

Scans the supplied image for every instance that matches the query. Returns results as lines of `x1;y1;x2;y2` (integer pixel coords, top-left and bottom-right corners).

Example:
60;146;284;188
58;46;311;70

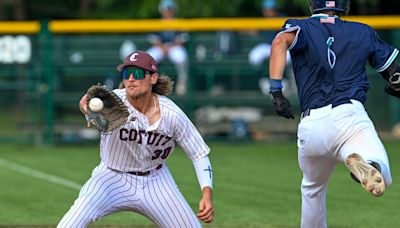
271;91;295;119
385;85;400;98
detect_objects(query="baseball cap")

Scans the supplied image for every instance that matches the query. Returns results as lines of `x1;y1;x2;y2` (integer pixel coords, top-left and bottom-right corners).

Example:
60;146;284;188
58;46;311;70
262;0;277;9
117;51;158;73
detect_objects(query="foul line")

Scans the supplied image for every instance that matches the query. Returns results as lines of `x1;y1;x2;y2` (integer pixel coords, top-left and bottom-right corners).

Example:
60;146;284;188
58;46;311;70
0;158;82;190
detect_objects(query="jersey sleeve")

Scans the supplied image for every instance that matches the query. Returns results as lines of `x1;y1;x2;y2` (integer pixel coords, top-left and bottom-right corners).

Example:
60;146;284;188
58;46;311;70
277;19;307;52
173;109;210;161
368;27;399;72
112;88;125;99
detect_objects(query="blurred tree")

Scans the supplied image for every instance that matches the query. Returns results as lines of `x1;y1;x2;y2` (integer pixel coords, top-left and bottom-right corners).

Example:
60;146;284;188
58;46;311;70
0;0;397;20
0;0;26;20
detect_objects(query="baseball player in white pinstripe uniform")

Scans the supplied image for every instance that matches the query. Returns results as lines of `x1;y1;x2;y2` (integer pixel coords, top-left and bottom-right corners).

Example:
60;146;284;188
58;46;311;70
58;50;214;227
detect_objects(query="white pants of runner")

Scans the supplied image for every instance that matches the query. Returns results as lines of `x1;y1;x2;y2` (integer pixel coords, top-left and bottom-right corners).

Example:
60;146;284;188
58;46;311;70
57;162;201;228
297;99;392;228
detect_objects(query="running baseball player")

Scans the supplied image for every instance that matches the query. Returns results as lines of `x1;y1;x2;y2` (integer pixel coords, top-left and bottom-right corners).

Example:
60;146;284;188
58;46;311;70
268;0;398;227
57;50;214;227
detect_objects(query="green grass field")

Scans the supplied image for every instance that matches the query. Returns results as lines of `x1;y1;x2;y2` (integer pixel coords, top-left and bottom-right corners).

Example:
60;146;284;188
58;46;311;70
0;141;399;228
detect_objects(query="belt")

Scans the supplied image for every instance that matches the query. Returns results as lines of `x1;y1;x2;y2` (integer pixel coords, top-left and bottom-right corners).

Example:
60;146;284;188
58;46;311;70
127;164;163;176
300;109;311;119
300;99;352;120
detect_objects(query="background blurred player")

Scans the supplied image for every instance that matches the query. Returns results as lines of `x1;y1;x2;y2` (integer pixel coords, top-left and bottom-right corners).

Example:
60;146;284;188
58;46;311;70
248;0;294;95
146;0;189;95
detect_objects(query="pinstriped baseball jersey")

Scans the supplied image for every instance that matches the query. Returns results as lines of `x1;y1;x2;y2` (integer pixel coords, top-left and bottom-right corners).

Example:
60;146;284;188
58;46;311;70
59;48;214;227
100;88;210;172
58;89;211;228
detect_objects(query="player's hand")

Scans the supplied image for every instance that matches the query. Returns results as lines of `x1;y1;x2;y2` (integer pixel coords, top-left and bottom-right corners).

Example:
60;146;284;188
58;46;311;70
385;85;400;98
79;94;88;114
271;91;295;119
197;187;214;223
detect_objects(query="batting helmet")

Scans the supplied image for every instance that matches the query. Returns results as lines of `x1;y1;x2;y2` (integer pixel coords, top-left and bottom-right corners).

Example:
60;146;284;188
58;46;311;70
310;0;350;15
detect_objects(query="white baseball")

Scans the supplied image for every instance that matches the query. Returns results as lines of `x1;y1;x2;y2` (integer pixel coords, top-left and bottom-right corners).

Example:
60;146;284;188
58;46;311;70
89;97;104;112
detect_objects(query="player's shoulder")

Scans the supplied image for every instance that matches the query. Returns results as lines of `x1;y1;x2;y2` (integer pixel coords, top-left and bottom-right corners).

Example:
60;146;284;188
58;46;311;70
157;95;186;118
283;18;303;26
112;88;126;99
281;17;308;31
341;19;373;30
285;18;303;23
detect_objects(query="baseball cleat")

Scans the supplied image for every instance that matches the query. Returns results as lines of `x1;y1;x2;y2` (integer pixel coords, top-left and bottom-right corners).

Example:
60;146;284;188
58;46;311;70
345;153;385;197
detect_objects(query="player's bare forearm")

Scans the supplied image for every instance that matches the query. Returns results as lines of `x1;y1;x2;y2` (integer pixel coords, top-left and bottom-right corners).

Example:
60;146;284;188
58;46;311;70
197;187;214;223
269;31;296;80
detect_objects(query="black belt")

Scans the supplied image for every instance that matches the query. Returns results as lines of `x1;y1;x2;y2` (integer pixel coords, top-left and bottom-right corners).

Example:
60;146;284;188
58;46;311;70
300;99;352;120
127;164;162;176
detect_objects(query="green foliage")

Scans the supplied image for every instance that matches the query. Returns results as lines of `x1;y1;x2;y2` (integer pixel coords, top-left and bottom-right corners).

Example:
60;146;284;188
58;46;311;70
2;0;396;20
18;0;311;20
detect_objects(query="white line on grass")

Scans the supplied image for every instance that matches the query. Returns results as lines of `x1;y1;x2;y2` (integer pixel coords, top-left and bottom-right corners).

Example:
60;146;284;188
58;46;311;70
0;158;82;190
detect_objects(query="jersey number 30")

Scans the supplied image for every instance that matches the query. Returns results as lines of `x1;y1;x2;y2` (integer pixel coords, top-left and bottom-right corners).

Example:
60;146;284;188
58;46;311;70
152;147;172;160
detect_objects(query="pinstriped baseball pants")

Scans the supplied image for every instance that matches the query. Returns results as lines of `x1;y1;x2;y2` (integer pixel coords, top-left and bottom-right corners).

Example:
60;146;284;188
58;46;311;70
57;162;201;228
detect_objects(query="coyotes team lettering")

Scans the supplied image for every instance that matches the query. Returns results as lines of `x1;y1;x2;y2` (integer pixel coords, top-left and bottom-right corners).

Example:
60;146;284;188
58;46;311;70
119;128;172;146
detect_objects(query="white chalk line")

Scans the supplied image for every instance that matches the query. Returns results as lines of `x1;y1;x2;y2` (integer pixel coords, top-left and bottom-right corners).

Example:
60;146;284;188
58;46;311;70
0;158;82;190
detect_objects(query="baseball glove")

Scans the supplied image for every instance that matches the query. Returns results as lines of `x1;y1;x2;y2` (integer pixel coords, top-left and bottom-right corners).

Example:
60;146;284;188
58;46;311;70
85;84;130;132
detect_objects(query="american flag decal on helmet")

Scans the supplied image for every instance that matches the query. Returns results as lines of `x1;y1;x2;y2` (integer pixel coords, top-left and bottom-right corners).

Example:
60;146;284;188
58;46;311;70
326;1;335;7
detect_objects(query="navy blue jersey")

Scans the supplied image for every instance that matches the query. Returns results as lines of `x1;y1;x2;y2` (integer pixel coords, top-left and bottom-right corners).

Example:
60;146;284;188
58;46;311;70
279;14;399;111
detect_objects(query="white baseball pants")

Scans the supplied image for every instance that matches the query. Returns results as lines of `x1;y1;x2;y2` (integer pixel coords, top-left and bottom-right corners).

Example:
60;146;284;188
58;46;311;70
146;45;188;65
57;162;201;228
297;99;392;228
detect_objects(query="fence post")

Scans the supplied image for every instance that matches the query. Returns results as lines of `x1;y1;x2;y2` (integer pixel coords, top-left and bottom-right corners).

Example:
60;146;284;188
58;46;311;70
39;20;54;144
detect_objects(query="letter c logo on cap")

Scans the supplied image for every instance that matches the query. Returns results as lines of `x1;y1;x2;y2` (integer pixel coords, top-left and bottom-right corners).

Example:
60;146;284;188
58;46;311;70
130;53;139;62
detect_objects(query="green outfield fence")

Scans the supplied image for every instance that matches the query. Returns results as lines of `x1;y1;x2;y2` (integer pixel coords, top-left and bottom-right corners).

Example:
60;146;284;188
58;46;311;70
1;16;400;144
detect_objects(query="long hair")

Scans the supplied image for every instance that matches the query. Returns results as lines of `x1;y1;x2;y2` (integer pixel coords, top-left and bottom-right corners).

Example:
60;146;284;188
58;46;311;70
153;74;174;95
